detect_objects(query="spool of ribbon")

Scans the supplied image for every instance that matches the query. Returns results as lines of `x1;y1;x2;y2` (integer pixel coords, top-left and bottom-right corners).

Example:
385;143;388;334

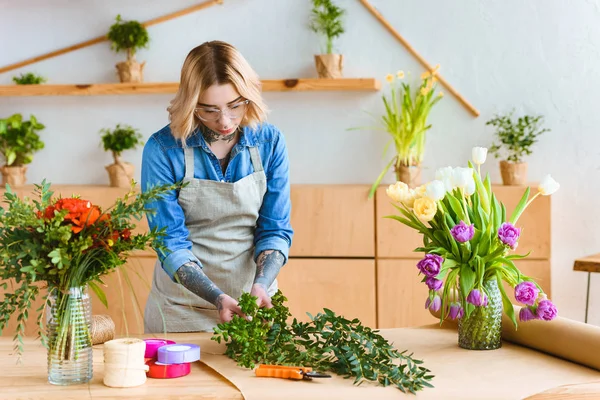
90;314;115;345
143;338;176;359
103;338;150;388
157;344;201;364
146;359;191;379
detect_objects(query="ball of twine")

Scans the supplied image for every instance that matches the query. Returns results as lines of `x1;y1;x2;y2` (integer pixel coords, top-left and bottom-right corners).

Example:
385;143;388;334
90;314;116;345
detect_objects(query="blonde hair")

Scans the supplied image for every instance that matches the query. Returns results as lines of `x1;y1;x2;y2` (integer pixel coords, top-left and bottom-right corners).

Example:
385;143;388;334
168;41;267;142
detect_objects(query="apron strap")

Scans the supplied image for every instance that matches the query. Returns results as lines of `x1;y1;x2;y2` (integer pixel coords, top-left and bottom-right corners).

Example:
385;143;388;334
184;147;195;179
249;146;263;173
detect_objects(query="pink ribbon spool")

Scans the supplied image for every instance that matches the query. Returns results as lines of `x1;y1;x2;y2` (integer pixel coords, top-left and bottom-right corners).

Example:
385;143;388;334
143;338;176;359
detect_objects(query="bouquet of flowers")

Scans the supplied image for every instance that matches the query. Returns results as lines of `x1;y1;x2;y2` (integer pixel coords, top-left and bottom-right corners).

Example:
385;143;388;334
386;147;559;349
0;180;177;371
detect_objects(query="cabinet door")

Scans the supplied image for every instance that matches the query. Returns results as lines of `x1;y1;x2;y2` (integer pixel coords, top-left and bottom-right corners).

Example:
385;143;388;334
277;259;376;327
290;185;374;257
377;259;437;328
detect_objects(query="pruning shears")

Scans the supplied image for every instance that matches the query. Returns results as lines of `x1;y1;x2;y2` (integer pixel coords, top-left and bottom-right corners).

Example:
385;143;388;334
255;364;331;380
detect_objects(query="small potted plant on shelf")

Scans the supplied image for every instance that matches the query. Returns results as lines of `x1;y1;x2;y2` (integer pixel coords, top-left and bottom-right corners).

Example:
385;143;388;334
487;111;550;186
100;124;143;188
107;14;149;83
0;113;45;186
12;72;47;85
309;0;345;78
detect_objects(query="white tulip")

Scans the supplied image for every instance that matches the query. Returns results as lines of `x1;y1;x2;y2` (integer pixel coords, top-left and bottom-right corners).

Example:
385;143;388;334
472;147;488;165
425;180;446;201
465;177;476;196
435;166;455;192
386;182;409;203
453;167;474;189
538;175;560;195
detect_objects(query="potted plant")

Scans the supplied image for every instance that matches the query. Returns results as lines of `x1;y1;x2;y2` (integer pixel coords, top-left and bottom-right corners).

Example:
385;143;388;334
487;111;550;186
365;68;443;197
0;113;45;186
386;147;560;350
100;124;143;188
309;0;345;78
12;72;47;85
107;14;149;83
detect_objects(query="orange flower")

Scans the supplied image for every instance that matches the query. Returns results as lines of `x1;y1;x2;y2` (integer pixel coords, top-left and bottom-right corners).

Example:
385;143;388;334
71;206;109;233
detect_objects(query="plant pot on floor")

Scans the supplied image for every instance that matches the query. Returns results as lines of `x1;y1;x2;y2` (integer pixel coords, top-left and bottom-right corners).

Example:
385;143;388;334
314;54;343;78
116;58;145;83
395;164;421;188
1;165;27;187
499;160;527;186
106;162;134;188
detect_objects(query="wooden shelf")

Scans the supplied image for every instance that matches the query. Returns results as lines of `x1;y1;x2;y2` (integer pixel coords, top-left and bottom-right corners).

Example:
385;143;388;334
0;78;380;96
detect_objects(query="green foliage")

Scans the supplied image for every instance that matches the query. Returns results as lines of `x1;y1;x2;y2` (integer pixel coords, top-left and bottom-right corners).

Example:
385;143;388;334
107;14;149;59
309;0;345;54
487;111;550;163
0;114;45;166
213;291;434;393
12;73;46;85
0;179;182;360
100;124;144;159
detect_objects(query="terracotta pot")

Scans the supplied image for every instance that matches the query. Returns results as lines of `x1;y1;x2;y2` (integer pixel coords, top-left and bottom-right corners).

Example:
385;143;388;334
106;162;135;188
314;54;343;79
395;164;421;188
115;59;145;83
1;165;27;187
499;160;528;186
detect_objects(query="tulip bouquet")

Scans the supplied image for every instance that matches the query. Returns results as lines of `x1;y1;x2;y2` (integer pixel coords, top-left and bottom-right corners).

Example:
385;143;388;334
386;147;559;349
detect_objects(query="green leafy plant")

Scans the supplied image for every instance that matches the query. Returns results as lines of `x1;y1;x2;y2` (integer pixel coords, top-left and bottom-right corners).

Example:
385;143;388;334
212;291;434;394
100;124;143;165
0;179;181;360
12;73;47;85
487;111;550;163
0;114;45;167
309;0;345;54
107;14;149;61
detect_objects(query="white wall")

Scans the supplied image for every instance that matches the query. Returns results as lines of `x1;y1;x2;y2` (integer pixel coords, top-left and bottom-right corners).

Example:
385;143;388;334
1;0;599;325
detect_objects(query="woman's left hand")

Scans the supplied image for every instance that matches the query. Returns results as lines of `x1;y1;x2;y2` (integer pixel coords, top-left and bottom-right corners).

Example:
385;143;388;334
250;283;273;308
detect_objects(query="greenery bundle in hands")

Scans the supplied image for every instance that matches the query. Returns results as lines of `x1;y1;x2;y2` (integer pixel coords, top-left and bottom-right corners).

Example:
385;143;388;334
0;114;45;167
100;124;143;165
212;291;433;394
309;0;345;54
487;111;550;163
107;14;149;62
12;73;47;85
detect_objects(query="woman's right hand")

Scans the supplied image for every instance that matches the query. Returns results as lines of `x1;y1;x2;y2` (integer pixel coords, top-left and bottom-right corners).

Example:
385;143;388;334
215;294;245;323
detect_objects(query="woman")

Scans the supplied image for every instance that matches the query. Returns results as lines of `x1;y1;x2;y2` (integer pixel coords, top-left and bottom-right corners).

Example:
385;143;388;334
141;41;293;333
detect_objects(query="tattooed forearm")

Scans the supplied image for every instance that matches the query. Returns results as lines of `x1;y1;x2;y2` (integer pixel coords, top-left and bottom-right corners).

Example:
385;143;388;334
176;262;224;306
254;250;285;289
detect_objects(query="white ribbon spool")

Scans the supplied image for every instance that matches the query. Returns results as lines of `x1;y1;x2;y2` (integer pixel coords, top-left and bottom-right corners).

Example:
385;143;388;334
103;338;150;388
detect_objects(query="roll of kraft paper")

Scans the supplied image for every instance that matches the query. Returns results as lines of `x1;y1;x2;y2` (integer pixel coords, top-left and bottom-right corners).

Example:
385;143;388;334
143;338;176;359
157;344;201;364
146;359;191;379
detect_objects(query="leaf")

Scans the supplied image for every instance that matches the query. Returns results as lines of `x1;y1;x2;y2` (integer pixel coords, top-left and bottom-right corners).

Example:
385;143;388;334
497;273;517;328
89;281;108;309
368;158;395;199
446;195;465;222
509;187;531;224
459;264;476;299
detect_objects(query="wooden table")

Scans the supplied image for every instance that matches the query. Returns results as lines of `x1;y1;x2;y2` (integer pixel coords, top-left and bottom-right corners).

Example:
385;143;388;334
573;253;600;323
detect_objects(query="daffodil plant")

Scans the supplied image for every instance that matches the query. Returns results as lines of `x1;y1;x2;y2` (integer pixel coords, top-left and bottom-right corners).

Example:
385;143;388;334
385;147;560;327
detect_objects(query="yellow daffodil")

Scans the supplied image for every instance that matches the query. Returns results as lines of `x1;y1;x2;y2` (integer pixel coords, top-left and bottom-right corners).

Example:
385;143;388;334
385;74;394;83
397;70;405;79
432;64;441;76
432;76;439;83
421;71;431;80
420;87;430;96
438;91;444;98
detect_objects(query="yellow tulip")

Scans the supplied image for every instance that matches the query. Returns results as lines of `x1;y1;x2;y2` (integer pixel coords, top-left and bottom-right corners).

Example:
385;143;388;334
413;197;437;222
385;74;394;83
386;181;409;203
414;185;427;199
397;70;405;79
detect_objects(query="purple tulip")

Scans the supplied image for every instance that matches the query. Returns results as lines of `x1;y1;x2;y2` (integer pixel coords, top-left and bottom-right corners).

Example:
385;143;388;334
536;300;558;321
466;288;488;307
448;302;464;320
426;277;444;291
417;254;444;277
425;295;442;312
519;307;537;322
514;282;540;306
450;221;475;243
498;222;521;249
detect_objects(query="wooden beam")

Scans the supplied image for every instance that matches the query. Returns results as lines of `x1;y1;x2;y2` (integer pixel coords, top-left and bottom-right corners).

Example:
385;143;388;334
359;0;480;117
0;79;381;96
0;0;223;75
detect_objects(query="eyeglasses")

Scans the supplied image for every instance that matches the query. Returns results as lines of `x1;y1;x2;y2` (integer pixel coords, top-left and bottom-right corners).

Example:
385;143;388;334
194;99;250;122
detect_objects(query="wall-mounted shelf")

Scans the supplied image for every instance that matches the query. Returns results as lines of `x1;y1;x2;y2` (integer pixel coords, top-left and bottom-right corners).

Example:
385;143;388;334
0;78;380;96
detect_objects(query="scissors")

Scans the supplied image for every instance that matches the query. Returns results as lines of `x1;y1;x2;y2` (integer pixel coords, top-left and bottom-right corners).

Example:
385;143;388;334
255;364;332;380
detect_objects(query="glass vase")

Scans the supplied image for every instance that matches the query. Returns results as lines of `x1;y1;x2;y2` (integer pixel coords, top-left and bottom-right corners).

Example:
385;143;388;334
458;279;503;350
46;285;93;385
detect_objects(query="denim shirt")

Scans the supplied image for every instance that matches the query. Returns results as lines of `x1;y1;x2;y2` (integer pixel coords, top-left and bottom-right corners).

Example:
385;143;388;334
141;122;293;280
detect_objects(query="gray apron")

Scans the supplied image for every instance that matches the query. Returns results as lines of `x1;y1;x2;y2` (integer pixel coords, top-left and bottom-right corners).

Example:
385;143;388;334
144;145;276;333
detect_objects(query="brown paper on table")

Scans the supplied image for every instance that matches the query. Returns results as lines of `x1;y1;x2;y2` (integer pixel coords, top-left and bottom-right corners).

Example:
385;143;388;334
430;305;600;371
195;327;600;400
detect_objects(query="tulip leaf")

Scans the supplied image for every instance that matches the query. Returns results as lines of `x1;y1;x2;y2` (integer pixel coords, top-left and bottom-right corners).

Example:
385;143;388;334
459;264;476;300
446;195;465;222
497;273;517;328
509;187;531;225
